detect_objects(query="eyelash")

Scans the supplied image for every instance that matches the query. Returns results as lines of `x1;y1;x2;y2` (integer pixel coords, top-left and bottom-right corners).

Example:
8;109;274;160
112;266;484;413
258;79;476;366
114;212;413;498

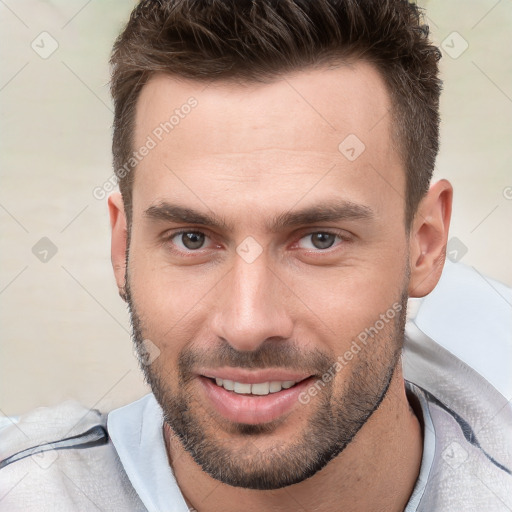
166;230;216;254
164;229;349;254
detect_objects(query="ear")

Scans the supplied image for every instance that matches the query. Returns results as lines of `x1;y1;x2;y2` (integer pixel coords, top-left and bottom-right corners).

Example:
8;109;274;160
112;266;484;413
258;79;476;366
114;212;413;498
108;192;128;301
408;179;453;298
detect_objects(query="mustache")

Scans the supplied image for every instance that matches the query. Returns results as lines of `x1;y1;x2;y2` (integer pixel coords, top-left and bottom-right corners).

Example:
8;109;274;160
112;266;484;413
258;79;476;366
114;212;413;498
125;282;331;379
178;340;334;380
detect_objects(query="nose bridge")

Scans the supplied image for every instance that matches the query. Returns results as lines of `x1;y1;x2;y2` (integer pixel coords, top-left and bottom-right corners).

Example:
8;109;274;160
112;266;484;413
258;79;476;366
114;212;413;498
211;252;293;351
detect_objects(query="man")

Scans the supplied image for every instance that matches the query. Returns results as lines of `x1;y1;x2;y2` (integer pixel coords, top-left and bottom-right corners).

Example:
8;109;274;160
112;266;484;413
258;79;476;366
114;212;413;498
1;1;511;511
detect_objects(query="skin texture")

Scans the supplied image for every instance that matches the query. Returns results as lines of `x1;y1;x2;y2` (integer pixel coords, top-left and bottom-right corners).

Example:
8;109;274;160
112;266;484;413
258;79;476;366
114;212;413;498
109;61;452;512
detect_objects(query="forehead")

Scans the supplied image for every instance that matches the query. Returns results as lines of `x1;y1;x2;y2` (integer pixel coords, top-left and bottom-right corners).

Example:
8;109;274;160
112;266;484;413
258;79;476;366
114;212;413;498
131;61;404;228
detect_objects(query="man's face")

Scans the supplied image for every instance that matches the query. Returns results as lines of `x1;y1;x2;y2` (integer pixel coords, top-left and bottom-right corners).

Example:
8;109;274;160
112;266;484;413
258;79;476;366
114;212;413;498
125;62;410;489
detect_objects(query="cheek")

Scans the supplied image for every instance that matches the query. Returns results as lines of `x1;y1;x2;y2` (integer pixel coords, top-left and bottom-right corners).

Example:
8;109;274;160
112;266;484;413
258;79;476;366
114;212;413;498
128;246;220;334
330;305;404;391
287;259;406;352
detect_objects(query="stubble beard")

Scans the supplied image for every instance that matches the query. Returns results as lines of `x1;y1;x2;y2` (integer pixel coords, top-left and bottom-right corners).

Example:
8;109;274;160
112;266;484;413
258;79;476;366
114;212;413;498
126;273;408;490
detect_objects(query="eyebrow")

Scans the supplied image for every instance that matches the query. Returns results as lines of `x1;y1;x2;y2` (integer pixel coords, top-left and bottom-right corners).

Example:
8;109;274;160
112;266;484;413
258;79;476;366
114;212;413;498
144;200;374;232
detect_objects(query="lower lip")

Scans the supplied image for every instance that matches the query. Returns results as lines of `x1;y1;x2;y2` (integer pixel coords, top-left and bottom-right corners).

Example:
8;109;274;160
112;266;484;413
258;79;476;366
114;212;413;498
199;376;314;425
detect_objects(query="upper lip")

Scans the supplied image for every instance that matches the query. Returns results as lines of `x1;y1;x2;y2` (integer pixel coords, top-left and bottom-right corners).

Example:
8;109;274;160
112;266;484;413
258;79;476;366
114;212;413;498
198;367;313;384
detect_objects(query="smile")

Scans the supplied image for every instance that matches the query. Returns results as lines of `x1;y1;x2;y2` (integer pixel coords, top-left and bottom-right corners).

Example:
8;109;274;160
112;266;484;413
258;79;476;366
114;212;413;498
197;371;315;425
212;378;298;395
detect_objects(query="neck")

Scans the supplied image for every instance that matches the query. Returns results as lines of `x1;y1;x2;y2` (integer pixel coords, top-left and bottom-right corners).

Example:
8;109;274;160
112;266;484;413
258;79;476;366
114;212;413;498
164;368;423;512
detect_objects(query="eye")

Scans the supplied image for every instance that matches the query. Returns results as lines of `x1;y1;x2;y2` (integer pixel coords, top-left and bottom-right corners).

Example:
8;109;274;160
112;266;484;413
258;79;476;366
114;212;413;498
170;230;209;251
297;232;342;250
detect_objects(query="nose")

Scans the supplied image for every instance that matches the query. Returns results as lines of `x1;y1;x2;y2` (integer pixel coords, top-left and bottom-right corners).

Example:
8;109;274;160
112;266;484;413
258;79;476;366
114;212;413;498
210;251;294;352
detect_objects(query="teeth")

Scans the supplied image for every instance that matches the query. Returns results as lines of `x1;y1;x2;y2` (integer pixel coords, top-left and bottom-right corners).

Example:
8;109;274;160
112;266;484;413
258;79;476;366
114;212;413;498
212;378;298;395
251;382;270;395
269;381;282;393
216;377;235;391
223;379;234;391
233;382;251;394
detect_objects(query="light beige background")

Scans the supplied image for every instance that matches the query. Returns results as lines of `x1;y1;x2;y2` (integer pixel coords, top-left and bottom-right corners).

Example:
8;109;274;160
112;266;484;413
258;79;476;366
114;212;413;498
1;1;511;417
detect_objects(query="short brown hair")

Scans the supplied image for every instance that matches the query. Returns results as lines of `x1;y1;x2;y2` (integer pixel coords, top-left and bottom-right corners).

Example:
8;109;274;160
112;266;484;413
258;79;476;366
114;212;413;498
110;0;442;227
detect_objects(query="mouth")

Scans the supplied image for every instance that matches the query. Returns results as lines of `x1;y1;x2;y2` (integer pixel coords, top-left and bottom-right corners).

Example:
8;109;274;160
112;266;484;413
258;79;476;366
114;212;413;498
207;376;304;395
197;370;316;425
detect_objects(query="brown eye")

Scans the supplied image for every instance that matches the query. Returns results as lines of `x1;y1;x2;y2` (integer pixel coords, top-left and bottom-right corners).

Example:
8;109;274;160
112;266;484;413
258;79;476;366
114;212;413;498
298;232;339;250
311;233;336;249
173;231;206;250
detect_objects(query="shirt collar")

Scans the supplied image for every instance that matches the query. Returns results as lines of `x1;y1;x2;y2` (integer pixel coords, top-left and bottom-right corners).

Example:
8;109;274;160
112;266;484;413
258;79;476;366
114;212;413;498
108;385;435;512
108;393;191;512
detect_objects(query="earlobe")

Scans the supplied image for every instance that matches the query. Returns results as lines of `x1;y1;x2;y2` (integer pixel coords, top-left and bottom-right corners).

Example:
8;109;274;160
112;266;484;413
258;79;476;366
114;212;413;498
108;192;128;302
408;179;453;298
